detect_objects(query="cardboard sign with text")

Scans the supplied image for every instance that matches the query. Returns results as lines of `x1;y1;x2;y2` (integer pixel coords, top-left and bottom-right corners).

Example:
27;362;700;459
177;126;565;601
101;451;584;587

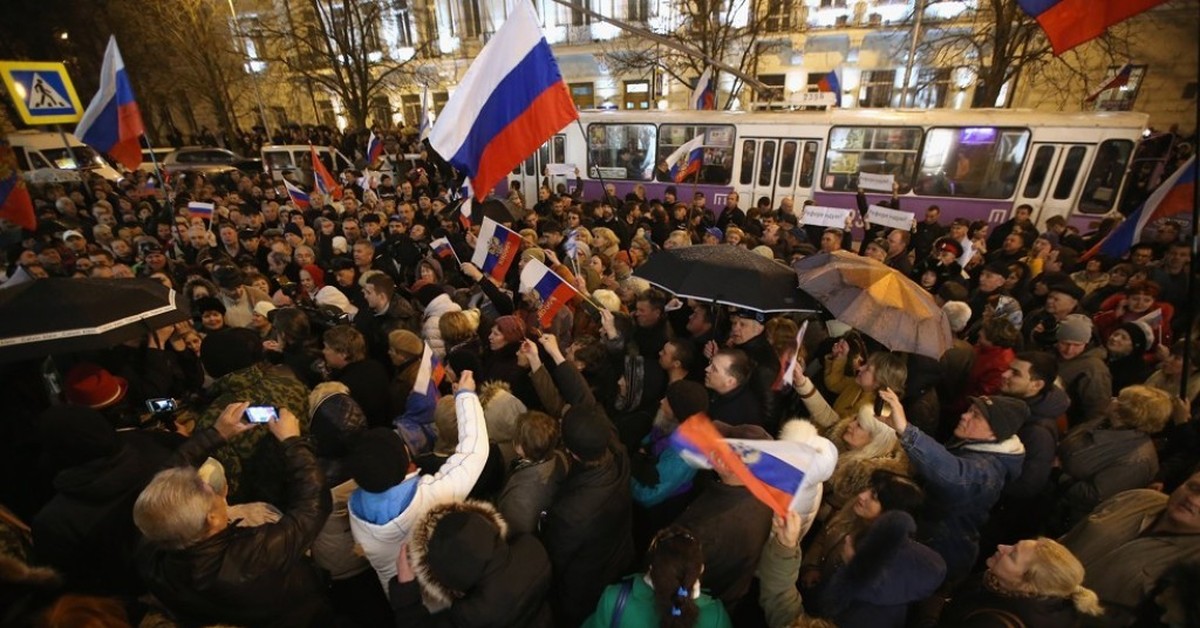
866;204;915;230
798;206;853;229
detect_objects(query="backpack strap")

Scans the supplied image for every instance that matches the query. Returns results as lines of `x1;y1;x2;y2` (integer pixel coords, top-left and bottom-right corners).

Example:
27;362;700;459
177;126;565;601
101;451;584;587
610;576;636;628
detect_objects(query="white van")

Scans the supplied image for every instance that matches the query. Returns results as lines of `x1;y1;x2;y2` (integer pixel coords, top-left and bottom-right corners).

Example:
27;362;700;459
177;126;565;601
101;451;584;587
6;130;123;184
260;145;358;186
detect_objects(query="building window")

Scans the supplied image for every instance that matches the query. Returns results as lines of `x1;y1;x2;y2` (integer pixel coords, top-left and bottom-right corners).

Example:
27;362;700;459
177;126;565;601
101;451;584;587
452;0;482;38
912;67;952;109
624;80;651;110
1091;65;1147;112
401;94;422;129
371;96;393;128
819;0;847;8
765;0;793;32
757;74;786;105
570;82;595;110
392;0;414;47
627;0;649;22
860;70;895;108
317;100;336;127
572;0;592;26
432;91;449;115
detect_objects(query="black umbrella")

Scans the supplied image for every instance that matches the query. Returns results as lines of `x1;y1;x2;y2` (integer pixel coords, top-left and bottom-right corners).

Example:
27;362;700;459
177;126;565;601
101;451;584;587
0;278;190;363
633;245;815;313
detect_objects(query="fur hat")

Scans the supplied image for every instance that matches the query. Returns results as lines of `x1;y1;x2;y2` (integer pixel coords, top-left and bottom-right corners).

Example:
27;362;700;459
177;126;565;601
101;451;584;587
969;395;1029;442
591;289;621;313
389;330;423;359
200;327;262;379
665;380;709;421
409;499;508;606
1116;320;1155;355
852;404;899;459
479;381;527;443
1047;282;1084;302
346;427;410;493
941;301;972;333
1055;313;1093;344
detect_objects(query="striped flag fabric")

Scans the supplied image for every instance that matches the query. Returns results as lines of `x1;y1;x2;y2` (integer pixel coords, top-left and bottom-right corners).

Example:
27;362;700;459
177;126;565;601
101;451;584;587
691;67;715;110
283;179;311;210
187;201;214;219
74;37;145;171
1086;63;1134;103
311;145;342;200
519;258;578;328
1085;156;1195;260
1018;0;1170;55
0;141;35;230
427;0;579;201
366;131;385;165
666;135;705;183
817;70;842;107
430;237;459;264
471;216;522;281
413;342;446;396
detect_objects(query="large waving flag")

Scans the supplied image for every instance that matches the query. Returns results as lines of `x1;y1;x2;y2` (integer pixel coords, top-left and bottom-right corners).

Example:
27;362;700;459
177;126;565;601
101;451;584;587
366;131;385;165
283;178;312;210
667;135;705;183
75;36;145;171
1019;0;1170;56
471;216;522;281
311;145;342;200
691;67;716;110
520;259;579;327
413;342;446;396
1086;63;1134;103
670;413;808;517
817;70;842;107
0;141;35;231
428;0;579;201
1087;156;1195;260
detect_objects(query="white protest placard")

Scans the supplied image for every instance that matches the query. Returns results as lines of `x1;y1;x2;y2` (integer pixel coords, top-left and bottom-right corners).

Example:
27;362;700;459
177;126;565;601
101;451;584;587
866;204;916;230
546;163;577;177
858;172;894;192
798;205;853;229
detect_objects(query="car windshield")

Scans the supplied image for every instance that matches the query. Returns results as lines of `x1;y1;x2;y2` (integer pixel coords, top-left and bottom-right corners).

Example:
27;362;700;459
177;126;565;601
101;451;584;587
39;145;108;170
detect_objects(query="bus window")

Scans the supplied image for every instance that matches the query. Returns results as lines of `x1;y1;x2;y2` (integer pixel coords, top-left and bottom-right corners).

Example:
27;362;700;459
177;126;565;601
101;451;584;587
524;154;536;176
1078;139;1133;214
799;141;818;188
740;140;756;185
914;127;1029;199
1023;145;1056;198
779;141;797;188
552;135;566;162
658;124;734;185
822;126;920;193
587;123;656;180
1053;146;1087;200
758;141;776;187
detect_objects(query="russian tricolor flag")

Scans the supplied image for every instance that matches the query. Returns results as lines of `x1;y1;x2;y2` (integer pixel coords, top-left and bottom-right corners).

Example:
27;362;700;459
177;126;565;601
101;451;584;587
1088;156;1195;260
430;236;458;264
311;145;342;200
666;135;705;184
1085;63;1134;103
75;36;145;172
670;413;812;517
817;70;842;107
413;342;446;396
471;216;522;282
187;201;214;219
283;178;312;210
0;141;35;231
367;131;385;165
1019;0;1170;55
428;0;579;201
520;259;578;328
691;67;716;110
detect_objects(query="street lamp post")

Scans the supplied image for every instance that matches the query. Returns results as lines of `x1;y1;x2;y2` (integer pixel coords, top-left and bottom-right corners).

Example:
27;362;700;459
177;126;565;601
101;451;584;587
227;0;273;138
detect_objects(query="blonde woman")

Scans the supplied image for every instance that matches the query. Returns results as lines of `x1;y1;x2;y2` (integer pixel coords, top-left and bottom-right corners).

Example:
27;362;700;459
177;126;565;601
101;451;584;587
939;537;1103;626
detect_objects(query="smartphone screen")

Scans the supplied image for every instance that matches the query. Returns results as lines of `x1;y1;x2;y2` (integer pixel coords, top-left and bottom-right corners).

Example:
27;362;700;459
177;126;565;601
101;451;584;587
245;406;279;424
146;398;177;413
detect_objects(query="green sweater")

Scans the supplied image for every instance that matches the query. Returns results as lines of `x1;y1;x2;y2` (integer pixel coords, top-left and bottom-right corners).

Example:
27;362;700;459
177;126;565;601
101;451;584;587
581;575;733;628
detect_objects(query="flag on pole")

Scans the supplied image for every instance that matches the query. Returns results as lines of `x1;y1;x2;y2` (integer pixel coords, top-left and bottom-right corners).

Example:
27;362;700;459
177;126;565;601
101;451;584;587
666;136;705;183
1085;156;1195;260
471;216;522;281
457;179;474;230
430;237;459;265
413;342;446;397
520;259;579;328
817;70;842;107
428;0;579;201
1085;63;1134;103
187;201;214;219
691;67;716;110
366;131;385;165
74;36;145;171
311;145;342;200
670;414;810;517
0;141;36;231
419;87;433;143
283;179;312;210
1018;0;1170;56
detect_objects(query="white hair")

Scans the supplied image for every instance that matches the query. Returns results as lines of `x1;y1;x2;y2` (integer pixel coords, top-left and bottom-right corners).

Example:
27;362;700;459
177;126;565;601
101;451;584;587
133;466;214;549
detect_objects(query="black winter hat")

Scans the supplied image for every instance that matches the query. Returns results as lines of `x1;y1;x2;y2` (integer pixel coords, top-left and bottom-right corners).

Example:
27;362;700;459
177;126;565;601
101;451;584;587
192;296;226;315
311;392;368;459
39;405;120;470
562;406;610;462
1047;281;1084;302
347;427;411;492
969;395;1029;442
665;380;709;421
446;349;482;378
200;327;262;379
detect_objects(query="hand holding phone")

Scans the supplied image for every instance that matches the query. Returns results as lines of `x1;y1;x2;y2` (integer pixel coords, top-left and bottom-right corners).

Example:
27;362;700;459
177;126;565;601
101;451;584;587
244;406;279;424
145;398;178;414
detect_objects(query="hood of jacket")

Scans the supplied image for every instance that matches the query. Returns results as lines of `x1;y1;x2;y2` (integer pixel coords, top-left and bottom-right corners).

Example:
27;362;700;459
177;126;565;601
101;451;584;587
409;499;508;607
424;292;462;318
1025;386;1071;423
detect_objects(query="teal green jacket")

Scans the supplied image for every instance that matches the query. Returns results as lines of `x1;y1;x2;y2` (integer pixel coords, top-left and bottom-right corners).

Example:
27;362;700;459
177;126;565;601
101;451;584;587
581;575;733;628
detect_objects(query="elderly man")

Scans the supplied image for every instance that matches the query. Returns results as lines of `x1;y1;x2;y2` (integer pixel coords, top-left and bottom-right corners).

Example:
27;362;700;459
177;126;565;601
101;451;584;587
134;401;332;627
1053;314;1111;428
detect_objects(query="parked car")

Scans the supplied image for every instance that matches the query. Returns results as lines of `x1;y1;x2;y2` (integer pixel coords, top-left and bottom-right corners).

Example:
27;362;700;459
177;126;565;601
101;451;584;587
6;130;123;184
138;148;175;174
161;147;263;177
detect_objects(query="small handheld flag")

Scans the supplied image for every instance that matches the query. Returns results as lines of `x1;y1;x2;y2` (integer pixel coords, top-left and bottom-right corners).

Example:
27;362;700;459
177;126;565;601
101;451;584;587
817;70;842;107
1086;63;1134;103
283;179;311;210
187;201;214;218
419;87;433;143
430;237;460;265
666;136;705;184
413;342;446;396
366;131;385;165
471;216;522;281
780;321;809;389
519;259;579;328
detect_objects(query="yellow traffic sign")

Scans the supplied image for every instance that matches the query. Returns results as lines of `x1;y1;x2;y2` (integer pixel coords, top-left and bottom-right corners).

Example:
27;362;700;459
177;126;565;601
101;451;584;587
0;61;84;125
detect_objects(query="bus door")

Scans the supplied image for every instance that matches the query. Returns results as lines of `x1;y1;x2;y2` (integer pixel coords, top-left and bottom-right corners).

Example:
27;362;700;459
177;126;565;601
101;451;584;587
512;135;566;206
1015;143;1091;227
738;138;821;209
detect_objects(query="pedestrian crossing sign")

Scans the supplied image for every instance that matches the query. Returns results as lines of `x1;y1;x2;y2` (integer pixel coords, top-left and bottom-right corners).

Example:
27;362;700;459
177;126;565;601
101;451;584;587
0;61;84;125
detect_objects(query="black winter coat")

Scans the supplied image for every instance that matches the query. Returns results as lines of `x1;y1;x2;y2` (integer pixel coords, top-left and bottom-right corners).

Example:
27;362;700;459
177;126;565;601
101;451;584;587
675;473;773;606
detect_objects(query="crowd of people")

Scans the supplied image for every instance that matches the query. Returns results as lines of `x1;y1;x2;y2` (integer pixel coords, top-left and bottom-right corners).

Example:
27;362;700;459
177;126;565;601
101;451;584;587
0;128;1198;628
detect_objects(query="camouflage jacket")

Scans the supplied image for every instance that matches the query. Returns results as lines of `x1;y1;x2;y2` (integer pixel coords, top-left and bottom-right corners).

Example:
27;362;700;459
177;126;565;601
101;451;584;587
195;364;311;506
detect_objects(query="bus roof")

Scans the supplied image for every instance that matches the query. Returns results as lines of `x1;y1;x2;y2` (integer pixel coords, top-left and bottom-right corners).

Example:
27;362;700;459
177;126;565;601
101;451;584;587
577;108;1150;130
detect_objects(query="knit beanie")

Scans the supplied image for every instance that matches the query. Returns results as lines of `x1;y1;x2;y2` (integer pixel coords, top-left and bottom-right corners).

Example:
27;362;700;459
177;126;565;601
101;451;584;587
492;315;526;345
562;406;610;461
1117;320;1154;355
346;427;411;493
665;380;709;421
1055;313;1093;344
390;330;423;359
446;349;483;377
200;327;262;378
969;395;1029;442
